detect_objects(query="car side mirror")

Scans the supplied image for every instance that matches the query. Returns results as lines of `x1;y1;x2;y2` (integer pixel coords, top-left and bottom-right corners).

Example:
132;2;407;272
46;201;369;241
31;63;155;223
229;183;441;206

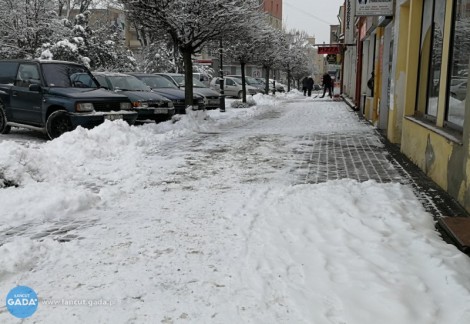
29;84;42;92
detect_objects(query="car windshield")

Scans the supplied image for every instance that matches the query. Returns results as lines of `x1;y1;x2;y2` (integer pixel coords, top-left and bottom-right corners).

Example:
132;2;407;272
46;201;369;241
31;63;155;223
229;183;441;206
245;77;262;85
42;63;98;88
230;76;259;85
107;75;149;91
231;78;242;85
138;75;178;89
173;75;207;88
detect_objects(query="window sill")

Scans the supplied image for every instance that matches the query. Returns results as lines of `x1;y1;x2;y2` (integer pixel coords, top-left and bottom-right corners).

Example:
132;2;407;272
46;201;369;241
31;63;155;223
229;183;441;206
405;116;463;145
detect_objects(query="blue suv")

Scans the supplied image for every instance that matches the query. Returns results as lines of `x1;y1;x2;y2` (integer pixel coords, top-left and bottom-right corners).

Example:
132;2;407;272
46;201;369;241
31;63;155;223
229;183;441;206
0;60;137;139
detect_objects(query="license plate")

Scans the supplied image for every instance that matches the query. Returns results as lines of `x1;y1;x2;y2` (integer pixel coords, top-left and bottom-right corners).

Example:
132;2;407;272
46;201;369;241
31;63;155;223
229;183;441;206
209;99;219;105
154;108;168;114
105;114;123;121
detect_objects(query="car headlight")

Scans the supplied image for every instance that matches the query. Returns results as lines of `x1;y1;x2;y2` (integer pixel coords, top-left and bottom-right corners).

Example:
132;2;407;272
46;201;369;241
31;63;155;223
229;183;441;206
76;102;94;112
132;101;148;108
120;102;131;110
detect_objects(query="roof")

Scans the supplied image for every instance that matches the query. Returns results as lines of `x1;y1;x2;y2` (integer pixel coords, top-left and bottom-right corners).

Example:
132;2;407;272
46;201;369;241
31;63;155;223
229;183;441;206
0;59;85;65
92;71;132;77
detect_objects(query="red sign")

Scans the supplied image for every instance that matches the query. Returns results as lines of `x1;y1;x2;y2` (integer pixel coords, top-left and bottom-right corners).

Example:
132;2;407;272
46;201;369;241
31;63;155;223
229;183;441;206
318;46;340;55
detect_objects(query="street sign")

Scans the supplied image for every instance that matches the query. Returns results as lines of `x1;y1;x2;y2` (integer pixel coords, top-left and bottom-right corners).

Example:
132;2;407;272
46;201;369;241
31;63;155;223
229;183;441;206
326;54;337;64
252;70;261;78
318;46;341;55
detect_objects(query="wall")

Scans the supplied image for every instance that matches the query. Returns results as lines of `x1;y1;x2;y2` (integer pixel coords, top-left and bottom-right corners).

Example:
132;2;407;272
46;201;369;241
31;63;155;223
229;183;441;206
394;0;470;213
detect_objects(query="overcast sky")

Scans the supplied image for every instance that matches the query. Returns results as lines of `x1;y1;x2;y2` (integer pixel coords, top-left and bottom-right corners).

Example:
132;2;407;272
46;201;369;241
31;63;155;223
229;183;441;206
282;0;344;44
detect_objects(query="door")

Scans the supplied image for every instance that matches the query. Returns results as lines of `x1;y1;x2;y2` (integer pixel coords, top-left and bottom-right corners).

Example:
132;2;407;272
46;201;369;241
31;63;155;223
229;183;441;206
10;63;44;125
224;78;239;97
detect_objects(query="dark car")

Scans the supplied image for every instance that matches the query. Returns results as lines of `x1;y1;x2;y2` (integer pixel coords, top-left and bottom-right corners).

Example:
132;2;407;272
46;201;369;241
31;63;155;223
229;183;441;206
126;73;204;114
156;73;221;110
93;72;175;123
0;60;137;139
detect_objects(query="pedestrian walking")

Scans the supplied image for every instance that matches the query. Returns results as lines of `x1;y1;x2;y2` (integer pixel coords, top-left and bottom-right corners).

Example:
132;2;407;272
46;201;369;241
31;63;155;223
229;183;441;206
306;76;314;97
320;73;333;98
302;77;309;96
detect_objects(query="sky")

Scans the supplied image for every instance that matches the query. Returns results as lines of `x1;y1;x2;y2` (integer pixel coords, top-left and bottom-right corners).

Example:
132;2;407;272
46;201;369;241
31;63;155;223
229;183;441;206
1;92;470;323
283;0;345;44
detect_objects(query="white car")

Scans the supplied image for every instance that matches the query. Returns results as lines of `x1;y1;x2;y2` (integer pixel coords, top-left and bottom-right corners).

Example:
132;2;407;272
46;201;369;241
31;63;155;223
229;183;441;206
209;77;263;98
450;78;467;101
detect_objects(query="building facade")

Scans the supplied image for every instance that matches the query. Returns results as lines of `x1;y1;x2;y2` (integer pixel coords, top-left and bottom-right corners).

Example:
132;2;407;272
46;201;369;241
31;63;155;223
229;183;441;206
260;0;283;29
340;0;470;213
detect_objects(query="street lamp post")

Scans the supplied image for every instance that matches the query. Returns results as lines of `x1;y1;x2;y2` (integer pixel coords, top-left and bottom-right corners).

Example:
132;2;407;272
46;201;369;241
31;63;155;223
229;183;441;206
219;39;225;112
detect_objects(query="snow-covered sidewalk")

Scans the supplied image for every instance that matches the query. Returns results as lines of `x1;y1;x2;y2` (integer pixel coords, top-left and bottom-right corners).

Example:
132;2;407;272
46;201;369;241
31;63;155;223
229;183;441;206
1;92;470;323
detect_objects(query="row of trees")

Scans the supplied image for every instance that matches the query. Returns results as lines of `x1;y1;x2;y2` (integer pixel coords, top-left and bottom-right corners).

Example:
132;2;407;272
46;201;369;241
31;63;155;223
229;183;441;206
0;0;315;105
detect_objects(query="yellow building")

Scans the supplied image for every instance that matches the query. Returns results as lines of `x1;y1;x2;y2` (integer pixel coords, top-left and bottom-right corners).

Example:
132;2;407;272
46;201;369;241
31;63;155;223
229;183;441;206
342;0;470;214
388;0;470;212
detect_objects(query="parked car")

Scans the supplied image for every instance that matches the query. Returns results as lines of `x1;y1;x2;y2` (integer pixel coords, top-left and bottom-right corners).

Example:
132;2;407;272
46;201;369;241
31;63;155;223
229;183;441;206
313;84;322;91
269;79;286;92
126;73;204;114
450;78;467;101
156;73;221;110
209;77;263;98
255;77;285;92
226;75;265;93
193;72;211;87
0;60;137;139
93;72;175;123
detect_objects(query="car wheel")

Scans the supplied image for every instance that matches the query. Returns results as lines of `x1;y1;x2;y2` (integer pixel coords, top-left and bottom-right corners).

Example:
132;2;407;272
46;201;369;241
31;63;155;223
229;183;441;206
0;102;11;134
46;110;72;140
238;91;243;99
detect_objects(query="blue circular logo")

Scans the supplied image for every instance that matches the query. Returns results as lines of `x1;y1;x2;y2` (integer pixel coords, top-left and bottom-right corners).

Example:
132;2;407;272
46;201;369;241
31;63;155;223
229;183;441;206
6;286;38;318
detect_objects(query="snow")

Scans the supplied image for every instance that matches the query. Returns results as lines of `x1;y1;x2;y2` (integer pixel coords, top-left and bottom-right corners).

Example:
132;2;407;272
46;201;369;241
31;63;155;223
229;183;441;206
1;92;470;323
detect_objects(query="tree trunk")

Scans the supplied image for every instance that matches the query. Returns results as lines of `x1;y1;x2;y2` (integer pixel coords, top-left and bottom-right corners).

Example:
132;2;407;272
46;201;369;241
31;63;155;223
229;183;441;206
240;61;246;103
264;66;270;95
181;48;194;112
287;69;291;92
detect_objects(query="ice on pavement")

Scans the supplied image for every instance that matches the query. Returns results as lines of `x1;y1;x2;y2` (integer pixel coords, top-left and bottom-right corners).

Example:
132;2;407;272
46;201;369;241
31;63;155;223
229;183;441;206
0;91;469;323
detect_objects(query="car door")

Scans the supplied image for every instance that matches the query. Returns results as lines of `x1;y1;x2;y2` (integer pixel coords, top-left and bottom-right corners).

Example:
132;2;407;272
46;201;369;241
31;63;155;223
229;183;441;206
224;78;238;97
10;63;44;125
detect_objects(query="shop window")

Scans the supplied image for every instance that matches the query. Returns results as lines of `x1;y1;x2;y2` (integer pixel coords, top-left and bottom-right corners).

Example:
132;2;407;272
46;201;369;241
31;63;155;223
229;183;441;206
416;0;446;119
447;0;470;128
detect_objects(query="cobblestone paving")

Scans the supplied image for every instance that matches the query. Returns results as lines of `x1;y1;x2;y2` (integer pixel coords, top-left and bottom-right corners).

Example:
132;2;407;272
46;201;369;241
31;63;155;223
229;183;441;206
292;133;403;184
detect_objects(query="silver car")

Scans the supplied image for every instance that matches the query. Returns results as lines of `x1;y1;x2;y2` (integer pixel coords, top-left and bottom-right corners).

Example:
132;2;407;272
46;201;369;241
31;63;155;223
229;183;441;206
209;77;263;98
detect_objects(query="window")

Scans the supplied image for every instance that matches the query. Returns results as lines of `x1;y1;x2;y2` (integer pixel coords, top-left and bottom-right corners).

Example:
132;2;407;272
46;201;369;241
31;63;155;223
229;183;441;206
416;0;446;119
446;0;470;128
15;64;40;88
42;63;98;88
0;62;18;84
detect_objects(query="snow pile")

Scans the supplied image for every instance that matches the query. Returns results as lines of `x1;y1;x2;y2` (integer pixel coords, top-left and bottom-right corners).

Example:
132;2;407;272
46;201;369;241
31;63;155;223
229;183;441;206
1;95;470;323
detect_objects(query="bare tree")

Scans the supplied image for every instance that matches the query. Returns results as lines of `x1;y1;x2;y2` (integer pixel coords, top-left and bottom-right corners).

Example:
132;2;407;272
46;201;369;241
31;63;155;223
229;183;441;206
224;18;267;102
279;30;311;92
124;0;261;109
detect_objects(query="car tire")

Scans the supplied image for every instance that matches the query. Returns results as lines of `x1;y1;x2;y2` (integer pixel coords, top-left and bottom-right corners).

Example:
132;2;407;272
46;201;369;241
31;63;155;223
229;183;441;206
238;91;243;99
0;102;11;134
46;110;72;140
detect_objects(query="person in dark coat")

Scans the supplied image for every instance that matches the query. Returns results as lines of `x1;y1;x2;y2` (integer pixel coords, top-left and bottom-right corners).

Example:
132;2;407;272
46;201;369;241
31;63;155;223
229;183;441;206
320;73;333;98
306;76;314;96
302;77;309;96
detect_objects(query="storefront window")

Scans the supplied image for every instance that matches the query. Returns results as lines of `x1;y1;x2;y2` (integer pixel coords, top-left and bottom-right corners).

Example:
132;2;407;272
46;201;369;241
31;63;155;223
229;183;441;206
447;0;470;128
416;0;446;118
